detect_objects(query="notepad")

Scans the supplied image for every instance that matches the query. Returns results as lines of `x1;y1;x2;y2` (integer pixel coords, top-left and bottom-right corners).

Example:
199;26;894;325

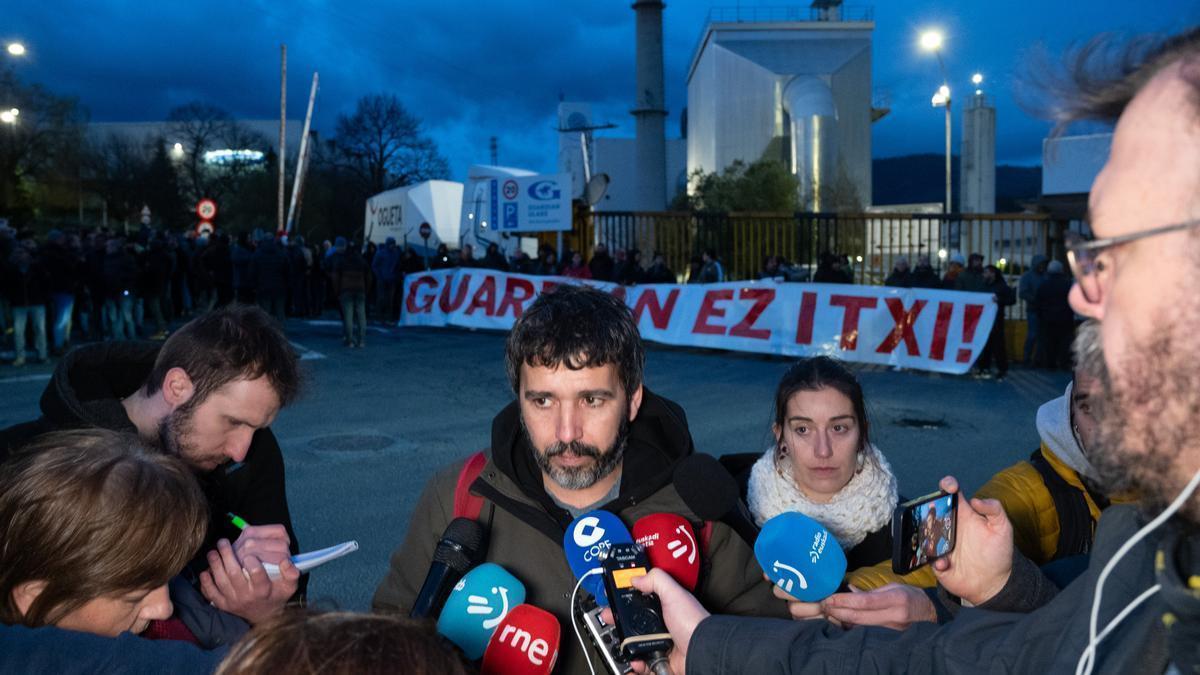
261;540;359;579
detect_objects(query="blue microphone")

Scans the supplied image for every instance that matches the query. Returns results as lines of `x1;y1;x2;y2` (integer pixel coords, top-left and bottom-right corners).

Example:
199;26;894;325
563;510;633;607
436;562;527;660
754;512;847;603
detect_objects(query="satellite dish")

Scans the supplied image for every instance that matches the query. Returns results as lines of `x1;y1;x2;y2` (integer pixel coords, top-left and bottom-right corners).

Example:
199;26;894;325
584;173;610;206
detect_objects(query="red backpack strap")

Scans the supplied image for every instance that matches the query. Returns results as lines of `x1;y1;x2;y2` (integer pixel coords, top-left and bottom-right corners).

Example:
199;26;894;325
453;451;489;520
699;520;715;557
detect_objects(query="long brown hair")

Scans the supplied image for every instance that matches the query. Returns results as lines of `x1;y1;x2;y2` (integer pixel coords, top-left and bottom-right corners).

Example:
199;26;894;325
216;610;471;675
0;430;207;627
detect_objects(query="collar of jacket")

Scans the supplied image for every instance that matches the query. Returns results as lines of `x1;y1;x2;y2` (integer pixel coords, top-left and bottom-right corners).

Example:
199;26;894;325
1156;519;1200;673
40;341;160;433
474;387;695;544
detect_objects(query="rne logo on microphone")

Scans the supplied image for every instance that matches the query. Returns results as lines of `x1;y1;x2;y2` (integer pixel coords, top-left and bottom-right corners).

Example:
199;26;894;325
496;625;552;666
573;517;606;547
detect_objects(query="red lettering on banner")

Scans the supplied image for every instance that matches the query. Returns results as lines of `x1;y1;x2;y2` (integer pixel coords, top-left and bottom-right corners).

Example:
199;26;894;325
496;277;536;318
829;295;878;350
929;302;954;360
438;274;472;313
631;288;680;330
875;298;928;356
541;280;559;295
795;292;817;345
957;304;985;363
729;288;775;340
405;276;438;314
609;286;627;302
692;289;734;335
465;276;498;316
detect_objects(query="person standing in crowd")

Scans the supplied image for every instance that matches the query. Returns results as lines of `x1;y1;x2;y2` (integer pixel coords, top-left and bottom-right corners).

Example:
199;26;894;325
616;248;645;285
885;257;913;287
719;358;909;614
2;244;50;366
371;237;401;321
976;264;1016;379
1037;259;1075;370
607;27;1200;675
759;255;783;281
1019;255;1049;364
699;247;725;283
102;237;138;341
910;254;941;288
252;236;291;325
589;242;615;281
455;244;476;269
941;252;965;288
954;253;987;292
231;232;255;304
0;304;306;605
333;243;369;349
480;242;509;271
814;252;853;284
646;250;676;283
205;232;234;307
561;250;592;279
140;235;172;340
40;230;82;355
430;243;453;270
287;235;311;318
685;254;704;283
534;248;558;275
308;240;327;318
373;285;786;675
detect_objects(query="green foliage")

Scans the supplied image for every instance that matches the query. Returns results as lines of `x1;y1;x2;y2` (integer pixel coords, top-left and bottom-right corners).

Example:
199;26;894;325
678;159;800;213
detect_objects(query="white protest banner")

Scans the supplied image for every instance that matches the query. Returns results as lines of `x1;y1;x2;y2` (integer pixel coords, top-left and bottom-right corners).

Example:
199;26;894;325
401;269;998;374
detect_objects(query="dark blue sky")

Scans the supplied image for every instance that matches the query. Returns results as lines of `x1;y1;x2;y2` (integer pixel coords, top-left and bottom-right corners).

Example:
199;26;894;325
6;1;1197;180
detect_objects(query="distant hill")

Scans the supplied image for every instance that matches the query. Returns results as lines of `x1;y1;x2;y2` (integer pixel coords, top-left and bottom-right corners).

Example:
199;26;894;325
872;154;1042;212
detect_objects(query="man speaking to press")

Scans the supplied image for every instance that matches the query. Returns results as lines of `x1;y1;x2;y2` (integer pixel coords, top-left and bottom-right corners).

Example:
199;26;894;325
373;284;785;674
625;28;1200;675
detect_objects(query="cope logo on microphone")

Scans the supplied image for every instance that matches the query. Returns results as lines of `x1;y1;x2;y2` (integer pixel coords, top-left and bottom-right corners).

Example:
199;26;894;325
573;517;606;547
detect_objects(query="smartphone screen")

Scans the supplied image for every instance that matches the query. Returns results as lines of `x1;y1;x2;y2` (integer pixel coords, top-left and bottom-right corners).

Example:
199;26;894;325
891;490;957;575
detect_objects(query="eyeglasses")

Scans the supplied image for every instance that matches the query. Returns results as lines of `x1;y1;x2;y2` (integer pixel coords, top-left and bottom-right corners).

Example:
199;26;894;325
1065;217;1200;303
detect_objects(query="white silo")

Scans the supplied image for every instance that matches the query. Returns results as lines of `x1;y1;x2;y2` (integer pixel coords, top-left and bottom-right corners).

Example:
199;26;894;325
961;90;996;213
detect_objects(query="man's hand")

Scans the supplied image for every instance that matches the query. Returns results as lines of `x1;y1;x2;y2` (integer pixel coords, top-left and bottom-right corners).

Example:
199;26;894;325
768;573;831;623
232;524;291;565
932;475;1014;605
611;569;708;675
820;584;937;631
199;538;299;624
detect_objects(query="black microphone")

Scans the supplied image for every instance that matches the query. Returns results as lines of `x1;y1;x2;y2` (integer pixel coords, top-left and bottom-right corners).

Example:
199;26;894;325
410;517;488;619
673;453;760;546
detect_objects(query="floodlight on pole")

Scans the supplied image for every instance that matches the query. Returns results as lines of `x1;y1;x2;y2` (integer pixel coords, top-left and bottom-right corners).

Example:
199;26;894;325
6;42;26;57
918;28;952;213
971;72;983;85
0;110;15;124
919;30;944;52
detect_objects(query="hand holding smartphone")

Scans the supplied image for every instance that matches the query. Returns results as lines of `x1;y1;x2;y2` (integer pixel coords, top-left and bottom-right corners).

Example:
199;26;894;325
891;490;958;575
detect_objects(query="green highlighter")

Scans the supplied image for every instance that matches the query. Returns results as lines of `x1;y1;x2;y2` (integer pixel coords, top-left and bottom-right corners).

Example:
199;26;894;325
228;512;249;530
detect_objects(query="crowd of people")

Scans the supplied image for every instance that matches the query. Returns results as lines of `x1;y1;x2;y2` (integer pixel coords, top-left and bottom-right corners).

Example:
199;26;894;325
0;27;1197;675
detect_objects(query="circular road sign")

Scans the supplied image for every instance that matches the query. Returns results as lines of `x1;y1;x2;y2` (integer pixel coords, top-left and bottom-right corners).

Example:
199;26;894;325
418;222;432;239
502;180;519;200
196;221;214;237
196;199;218;220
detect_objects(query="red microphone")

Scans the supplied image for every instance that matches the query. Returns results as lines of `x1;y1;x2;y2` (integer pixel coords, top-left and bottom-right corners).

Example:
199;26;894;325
480;604;560;675
633;513;701;591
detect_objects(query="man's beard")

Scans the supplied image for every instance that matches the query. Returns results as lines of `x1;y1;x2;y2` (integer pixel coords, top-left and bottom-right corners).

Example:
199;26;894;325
1078;312;1200;521
525;413;631;491
153;402;217;472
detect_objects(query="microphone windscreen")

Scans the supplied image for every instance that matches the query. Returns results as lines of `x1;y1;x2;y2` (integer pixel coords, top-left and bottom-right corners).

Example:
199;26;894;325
562;510;633;607
754;512;847;602
436;517;488;571
436;562;527;660
481;604;561;675
633;513;701;591
672;453;741;522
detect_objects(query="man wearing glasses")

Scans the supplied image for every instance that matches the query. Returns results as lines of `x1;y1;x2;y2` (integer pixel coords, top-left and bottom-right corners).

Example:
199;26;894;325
617;28;1200;675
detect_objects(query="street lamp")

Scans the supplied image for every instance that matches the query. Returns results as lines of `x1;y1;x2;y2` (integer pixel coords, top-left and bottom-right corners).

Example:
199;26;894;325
0;109;17;124
5;42;25;57
972;72;984;96
920;29;952;214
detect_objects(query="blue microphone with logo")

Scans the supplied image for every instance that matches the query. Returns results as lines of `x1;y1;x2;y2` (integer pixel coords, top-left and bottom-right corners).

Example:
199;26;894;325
563;510;633;607
437;562;527;660
754;512;847;602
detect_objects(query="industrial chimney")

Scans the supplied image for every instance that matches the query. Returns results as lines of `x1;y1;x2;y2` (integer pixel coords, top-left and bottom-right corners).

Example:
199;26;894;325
632;0;667;211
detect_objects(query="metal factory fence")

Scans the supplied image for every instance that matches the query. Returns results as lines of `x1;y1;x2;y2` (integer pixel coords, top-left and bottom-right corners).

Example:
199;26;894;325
567;211;1072;329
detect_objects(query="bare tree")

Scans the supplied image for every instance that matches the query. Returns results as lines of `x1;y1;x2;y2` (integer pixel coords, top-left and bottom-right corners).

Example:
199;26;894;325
329;94;449;197
167;102;267;204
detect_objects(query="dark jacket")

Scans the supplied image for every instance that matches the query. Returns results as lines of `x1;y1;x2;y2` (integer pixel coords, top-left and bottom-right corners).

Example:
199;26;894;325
251;241;290;295
984;276;1017;310
371;245;401;284
687;505;1200;675
1037;272;1075;324
645;262;676;284
0;342;303;596
40;241;83;296
0;623;225;675
333;252;369;295
1;255;51;307
884;269;913;288
373;390;787;675
589;252;615;281
911;264;941;289
102;248;138;299
230;244;254;291
954;266;987;293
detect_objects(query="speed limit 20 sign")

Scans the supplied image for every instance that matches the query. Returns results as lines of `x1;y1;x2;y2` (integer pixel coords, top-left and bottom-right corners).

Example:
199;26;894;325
196;199;218;220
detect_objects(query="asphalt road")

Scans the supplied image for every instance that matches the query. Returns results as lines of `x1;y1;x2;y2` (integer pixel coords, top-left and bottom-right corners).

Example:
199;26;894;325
0;319;1069;611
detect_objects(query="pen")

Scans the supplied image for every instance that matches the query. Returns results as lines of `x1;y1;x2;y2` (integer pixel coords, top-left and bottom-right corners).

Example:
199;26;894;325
228;512;249;531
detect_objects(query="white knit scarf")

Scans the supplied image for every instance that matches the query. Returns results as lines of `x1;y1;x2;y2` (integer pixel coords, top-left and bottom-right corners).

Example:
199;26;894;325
747;444;898;550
